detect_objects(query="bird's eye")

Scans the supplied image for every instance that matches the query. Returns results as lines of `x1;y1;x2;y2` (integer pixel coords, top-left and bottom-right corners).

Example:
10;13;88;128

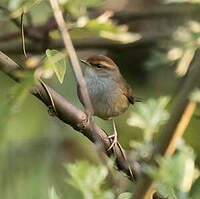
96;64;103;69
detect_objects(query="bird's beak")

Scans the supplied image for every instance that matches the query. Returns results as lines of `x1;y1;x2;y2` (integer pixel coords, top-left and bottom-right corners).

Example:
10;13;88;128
80;59;89;66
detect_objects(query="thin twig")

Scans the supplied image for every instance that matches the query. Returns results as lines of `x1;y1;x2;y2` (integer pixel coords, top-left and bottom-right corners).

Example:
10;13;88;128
49;0;94;117
21;11;28;59
166;100;196;156
0;6;41;42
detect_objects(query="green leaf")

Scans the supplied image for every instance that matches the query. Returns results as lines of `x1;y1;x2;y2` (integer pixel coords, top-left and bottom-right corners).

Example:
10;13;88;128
61;0;102;17
72;14;141;43
127;97;170;141
46;49;67;84
118;192;132;199
8;0;42;17
8;0;23;10
65;161;114;199
142;141;196;199
129;141;153;161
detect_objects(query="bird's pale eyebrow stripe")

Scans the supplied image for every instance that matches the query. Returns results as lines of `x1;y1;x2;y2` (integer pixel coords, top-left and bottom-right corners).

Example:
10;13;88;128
99;61;114;68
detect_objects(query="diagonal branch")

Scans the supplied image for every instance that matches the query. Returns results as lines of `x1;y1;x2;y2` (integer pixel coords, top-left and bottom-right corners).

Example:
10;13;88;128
49;0;94;117
0;50;139;181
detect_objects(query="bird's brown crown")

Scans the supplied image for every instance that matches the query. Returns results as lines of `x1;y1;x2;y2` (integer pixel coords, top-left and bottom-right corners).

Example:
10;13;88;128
86;55;118;70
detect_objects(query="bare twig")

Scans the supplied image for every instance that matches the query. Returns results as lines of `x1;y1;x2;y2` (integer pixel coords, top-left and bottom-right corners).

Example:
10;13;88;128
0;6;42;42
49;0;94;117
166;100;196;156
21;12;28;59
131;49;200;199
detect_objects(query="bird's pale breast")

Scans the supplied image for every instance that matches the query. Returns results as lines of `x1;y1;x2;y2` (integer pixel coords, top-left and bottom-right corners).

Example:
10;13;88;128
83;68;129;120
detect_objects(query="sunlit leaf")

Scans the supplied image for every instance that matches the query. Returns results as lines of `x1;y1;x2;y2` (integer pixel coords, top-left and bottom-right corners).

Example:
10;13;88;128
8;0;23;10
118;192;132;199
129;141;153;160
127;97;170;141
100;31;141;44
46;49;67;84
61;0;102;17
142;141;196;199
9;0;42;17
66;161;114;199
73;12;141;43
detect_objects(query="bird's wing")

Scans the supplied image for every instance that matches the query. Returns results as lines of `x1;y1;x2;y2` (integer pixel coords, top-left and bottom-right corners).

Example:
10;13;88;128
119;78;135;104
119;77;142;104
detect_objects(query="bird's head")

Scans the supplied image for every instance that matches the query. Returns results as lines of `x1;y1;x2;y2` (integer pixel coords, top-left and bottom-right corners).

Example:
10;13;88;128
80;55;120;78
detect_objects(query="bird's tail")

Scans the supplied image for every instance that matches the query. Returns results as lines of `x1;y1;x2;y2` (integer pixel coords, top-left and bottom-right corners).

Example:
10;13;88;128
134;96;143;102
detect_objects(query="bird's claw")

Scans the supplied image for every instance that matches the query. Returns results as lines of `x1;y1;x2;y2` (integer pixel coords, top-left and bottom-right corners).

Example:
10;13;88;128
107;133;118;151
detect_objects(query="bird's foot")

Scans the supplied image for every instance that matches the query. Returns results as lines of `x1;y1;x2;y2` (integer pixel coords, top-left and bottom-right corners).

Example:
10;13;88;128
107;133;118;151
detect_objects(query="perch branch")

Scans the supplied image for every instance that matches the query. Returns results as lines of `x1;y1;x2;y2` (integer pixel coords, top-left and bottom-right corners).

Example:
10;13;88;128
0;50;139;181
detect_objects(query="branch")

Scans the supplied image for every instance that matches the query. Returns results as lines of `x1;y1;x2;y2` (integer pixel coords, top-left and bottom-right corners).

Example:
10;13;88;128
0;6;42;42
131;49;200;199
0;50;140;181
0;6;58;45
49;0;94;117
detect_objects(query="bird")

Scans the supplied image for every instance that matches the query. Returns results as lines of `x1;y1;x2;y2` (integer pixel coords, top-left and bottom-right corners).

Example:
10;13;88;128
78;55;140;150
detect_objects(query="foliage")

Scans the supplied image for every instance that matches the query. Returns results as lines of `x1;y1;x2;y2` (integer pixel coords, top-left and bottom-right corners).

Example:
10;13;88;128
127;96;170;141
118;192;132;199
142;140;197;199
5;0;141;44
76;13;141;43
8;0;42;17
146;18;200;75
47;161;134;199
59;0;102;17
65;161;114;199
1;0;200;198
46;49;68;84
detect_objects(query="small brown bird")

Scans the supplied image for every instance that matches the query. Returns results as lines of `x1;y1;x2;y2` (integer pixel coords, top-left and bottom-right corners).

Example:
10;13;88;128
78;55;140;150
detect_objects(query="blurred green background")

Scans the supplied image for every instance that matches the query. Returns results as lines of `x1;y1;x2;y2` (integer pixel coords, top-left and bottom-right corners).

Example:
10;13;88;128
0;0;200;198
